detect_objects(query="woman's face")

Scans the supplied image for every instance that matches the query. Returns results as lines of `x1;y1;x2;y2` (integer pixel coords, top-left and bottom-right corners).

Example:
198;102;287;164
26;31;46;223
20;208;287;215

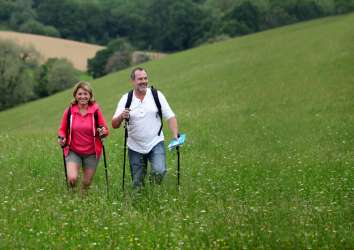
75;88;91;105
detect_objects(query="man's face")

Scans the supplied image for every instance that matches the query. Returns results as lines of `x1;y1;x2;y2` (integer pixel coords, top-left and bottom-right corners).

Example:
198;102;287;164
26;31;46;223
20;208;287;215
132;70;148;93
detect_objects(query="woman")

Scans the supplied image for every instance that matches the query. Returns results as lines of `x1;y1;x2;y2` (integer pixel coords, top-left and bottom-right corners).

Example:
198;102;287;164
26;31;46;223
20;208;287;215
58;81;109;192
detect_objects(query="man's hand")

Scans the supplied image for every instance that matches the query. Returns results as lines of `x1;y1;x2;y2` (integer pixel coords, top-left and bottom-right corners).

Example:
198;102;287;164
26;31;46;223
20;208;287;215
112;108;131;129
121;108;130;120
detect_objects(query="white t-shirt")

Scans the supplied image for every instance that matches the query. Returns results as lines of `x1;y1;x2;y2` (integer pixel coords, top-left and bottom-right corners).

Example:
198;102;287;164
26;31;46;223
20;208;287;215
113;88;175;153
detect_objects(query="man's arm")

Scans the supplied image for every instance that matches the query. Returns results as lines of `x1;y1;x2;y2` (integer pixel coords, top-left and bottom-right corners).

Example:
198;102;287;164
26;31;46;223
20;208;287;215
112;108;130;129
111;114;123;129
167;116;178;140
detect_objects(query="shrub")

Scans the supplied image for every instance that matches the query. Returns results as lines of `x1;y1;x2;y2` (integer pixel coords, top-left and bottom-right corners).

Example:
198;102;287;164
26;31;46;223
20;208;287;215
35;58;78;97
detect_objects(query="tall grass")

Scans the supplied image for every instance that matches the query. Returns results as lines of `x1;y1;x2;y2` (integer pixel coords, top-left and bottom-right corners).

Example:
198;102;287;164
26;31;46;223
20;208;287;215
0;14;353;249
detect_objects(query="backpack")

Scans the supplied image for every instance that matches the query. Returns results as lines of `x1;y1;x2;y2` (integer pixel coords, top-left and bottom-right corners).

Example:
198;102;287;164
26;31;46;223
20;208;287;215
125;86;163;136
66;106;99;139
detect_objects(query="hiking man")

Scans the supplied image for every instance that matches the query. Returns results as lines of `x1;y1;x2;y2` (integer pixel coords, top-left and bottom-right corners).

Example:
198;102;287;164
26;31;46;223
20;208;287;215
112;67;178;188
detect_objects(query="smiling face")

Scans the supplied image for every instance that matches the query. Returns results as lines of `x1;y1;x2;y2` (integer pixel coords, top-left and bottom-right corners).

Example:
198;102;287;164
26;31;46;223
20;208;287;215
75;87;91;106
132;69;148;94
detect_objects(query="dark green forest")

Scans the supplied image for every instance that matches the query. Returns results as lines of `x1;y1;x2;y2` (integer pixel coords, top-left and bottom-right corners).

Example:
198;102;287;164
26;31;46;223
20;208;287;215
0;0;353;52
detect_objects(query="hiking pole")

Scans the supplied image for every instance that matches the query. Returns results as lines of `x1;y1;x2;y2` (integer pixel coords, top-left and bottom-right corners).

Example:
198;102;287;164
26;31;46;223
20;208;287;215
122;119;128;191
61;147;69;188
176;133;182;188
176;145;180;187
59;137;69;189
98;127;109;198
176;139;181;187
102;140;109;198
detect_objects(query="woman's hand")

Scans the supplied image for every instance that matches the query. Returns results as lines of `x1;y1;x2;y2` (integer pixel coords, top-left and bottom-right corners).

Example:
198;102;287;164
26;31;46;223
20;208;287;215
58;136;66;147
97;126;107;138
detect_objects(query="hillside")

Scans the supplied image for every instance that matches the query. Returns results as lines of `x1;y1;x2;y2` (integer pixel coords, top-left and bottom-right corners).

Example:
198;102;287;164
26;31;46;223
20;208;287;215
0;31;104;71
0;14;352;136
0;14;353;249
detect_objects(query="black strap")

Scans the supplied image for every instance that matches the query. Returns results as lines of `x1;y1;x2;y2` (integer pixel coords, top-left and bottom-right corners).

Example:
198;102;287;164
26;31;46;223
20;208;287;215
94;110;99;128
65;106;71;141
125;90;133;109
151;86;163;136
124;87;163;136
66;105;99;139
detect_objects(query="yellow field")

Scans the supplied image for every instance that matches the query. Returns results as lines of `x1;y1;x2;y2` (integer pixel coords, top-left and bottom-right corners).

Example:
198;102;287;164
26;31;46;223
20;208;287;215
0;31;104;71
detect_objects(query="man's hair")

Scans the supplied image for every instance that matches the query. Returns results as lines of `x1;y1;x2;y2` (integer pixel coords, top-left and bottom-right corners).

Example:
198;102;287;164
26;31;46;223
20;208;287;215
130;67;147;80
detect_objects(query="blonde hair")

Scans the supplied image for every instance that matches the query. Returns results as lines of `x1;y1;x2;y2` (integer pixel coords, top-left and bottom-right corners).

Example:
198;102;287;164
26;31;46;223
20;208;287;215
71;81;95;104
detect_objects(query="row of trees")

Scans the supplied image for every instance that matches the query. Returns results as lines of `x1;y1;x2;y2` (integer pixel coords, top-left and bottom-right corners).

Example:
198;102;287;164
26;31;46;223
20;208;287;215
0;0;352;52
0;39;78;111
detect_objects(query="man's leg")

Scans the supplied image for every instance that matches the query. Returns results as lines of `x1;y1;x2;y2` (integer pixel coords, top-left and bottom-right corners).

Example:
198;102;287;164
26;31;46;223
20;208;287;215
128;148;147;188
148;141;167;184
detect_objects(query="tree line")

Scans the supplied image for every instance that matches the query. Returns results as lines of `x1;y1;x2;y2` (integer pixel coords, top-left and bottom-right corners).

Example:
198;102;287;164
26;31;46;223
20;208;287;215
0;0;352;53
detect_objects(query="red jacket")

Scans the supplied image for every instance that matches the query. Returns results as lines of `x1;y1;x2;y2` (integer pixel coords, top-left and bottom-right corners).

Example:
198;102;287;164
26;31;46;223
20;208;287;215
58;103;109;159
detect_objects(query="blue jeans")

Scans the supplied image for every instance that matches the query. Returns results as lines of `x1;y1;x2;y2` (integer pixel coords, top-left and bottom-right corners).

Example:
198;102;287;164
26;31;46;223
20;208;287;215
128;141;167;188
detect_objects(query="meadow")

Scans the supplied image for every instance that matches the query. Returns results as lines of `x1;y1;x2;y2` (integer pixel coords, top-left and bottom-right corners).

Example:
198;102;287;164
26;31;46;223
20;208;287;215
0;14;353;249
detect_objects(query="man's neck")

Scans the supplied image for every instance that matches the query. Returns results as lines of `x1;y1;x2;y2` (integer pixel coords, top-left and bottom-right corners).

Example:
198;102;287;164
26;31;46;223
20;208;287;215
134;89;147;101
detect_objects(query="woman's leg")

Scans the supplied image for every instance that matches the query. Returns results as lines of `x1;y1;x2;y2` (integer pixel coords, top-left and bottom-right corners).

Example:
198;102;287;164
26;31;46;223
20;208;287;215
67;162;80;188
81;154;99;191
66;151;81;188
81;167;97;191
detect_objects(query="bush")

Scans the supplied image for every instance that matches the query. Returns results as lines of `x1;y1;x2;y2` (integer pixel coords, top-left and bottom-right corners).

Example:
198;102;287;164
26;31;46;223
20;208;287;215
334;0;354;14
104;51;132;74
131;51;150;65
35;58;78;97
87;38;134;78
286;0;324;21
19;19;60;37
262;6;297;29
0;39;39;110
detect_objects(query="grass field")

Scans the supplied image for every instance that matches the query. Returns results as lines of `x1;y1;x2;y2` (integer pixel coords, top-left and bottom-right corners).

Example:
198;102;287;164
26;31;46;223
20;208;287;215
0;14;353;249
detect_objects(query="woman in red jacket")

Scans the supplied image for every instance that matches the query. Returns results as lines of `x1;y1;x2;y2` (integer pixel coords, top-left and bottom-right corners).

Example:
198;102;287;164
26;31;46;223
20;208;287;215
58;81;109;192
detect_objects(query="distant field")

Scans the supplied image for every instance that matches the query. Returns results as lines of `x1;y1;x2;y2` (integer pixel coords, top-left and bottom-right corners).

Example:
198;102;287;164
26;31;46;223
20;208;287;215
0;31;167;71
0;14;353;249
0;31;104;71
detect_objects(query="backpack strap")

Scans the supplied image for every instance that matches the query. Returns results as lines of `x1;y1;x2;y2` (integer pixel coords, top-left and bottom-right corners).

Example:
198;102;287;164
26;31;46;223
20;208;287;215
66;105;99;138
94;110;99;128
151;86;163;136
124;87;163;136
125;90;134;109
66;106;71;141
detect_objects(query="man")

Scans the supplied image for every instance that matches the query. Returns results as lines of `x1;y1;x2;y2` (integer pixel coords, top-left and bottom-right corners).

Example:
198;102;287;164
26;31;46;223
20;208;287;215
112;67;178;188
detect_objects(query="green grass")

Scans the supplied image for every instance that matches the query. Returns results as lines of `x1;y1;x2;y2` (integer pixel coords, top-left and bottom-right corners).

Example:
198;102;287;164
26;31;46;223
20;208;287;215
0;14;353;249
78;70;93;82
